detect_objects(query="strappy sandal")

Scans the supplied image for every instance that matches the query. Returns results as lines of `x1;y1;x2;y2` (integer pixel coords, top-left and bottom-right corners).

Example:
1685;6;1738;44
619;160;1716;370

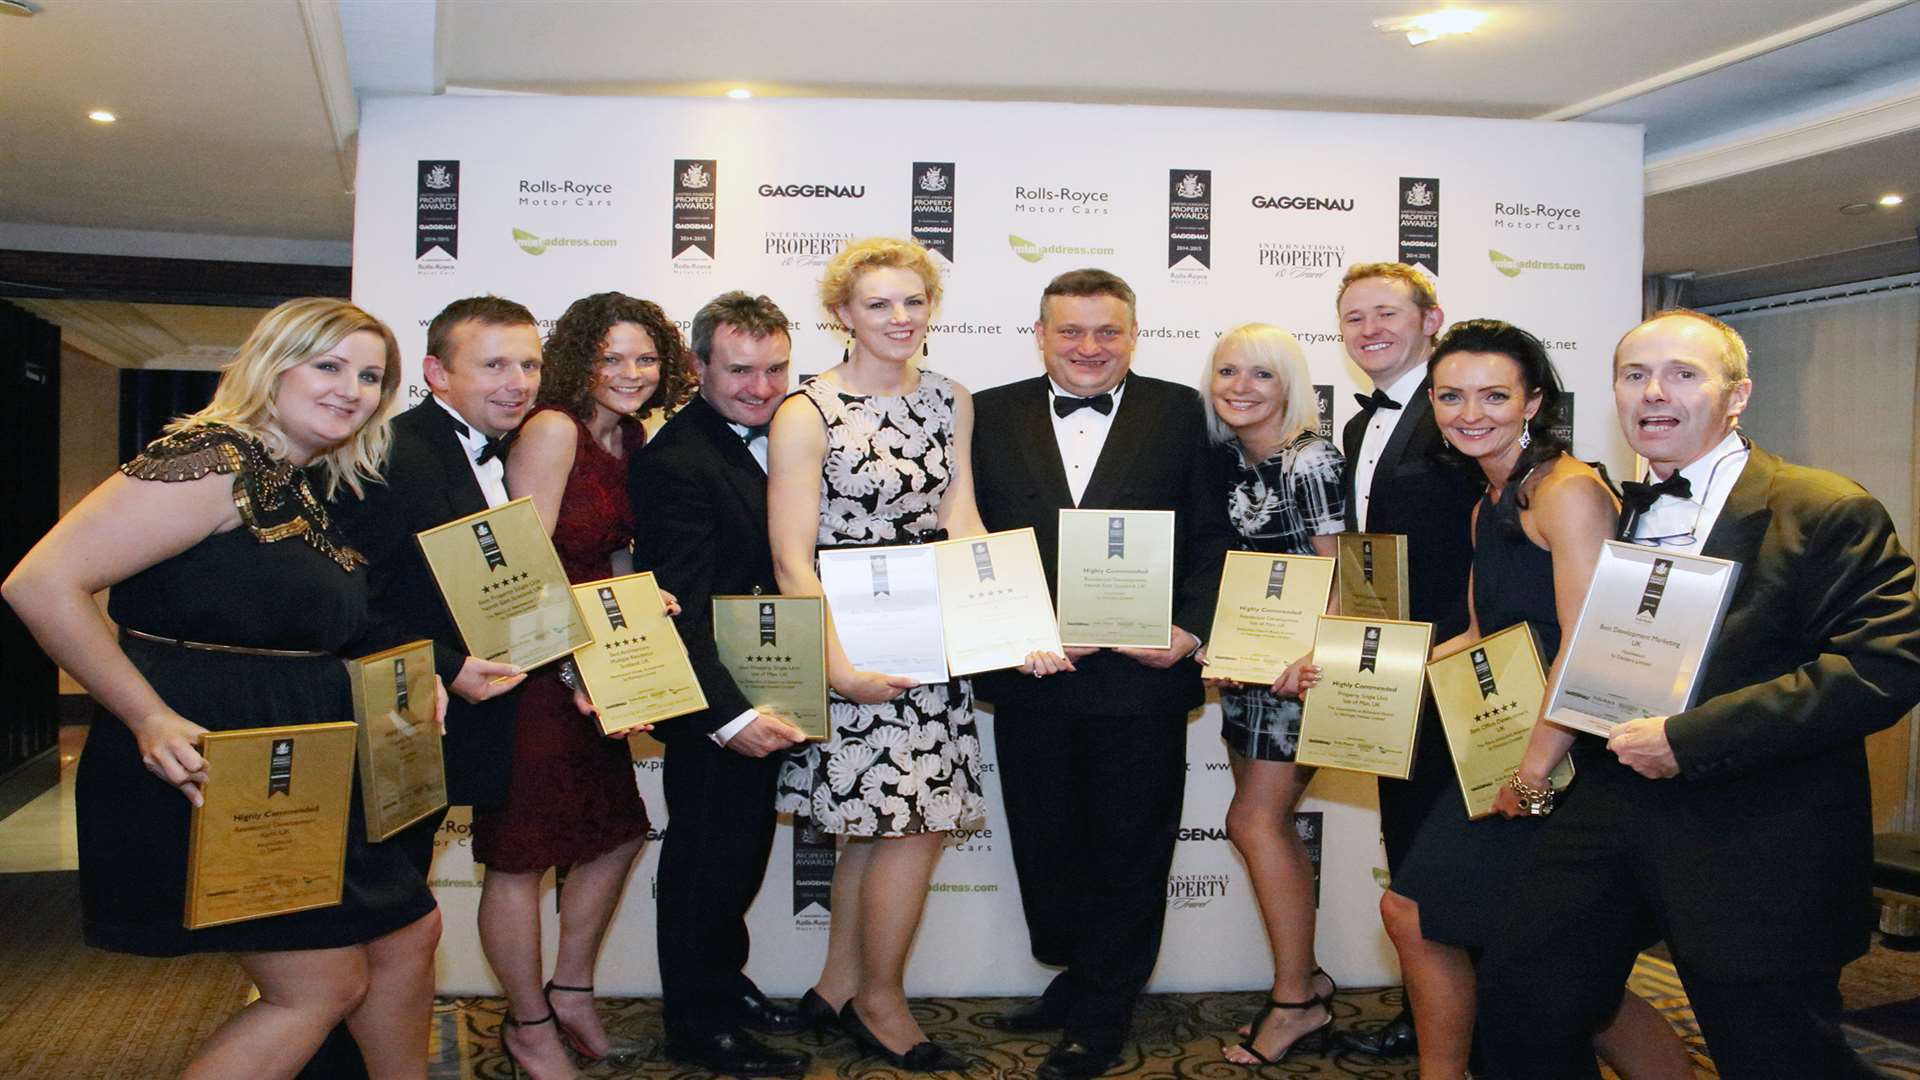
1230;993;1332;1066
544;981;646;1066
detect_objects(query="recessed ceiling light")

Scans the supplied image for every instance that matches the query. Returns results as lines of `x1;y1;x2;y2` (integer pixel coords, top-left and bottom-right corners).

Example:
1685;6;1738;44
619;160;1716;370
87;110;117;124
0;0;44;17
1880;193;1905;207
1839;202;1873;216
1372;9;1488;46
726;87;752;100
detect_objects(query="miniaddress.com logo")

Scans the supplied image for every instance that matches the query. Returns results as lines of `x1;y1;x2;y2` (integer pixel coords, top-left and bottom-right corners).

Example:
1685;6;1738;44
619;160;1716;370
1488;249;1586;277
514;227;619;256
1009;234;1117;263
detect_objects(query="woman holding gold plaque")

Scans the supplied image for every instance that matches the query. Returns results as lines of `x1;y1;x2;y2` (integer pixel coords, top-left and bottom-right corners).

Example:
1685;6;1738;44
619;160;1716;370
1194;324;1345;1065
1372;321;1688;1080
768;237;1032;1071
473;292;692;1077
3;299;444;1079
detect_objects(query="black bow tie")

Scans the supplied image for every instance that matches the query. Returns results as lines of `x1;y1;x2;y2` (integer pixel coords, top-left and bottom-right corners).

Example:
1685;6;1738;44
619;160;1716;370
1054;392;1114;418
739;424;770;443
1355;389;1402;413
1620;473;1692;514
475;434;513;465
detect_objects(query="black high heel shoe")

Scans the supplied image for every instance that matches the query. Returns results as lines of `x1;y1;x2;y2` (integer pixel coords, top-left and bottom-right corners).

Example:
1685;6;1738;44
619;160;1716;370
1237;967;1336;1037
839;1001;973;1072
1230;994;1332;1066
501;1010;558;1080
799;988;845;1034
544;981;646;1066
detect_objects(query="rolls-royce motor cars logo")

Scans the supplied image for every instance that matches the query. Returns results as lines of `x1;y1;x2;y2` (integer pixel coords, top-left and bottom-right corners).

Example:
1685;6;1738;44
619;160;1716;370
518;179;615;207
758;182;867;199
919;165;949;192
1012;185;1112;215
1493;200;1583;231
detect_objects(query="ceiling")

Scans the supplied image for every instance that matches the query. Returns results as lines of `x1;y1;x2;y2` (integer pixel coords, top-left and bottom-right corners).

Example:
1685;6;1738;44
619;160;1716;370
3;0;1918;365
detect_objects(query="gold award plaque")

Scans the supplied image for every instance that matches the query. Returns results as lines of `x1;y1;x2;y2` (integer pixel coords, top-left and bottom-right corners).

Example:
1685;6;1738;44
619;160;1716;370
571;572;709;735
1295;615;1434;779
184;721;358;930
933;528;1064;676
346;640;448;842
1055;509;1176;649
1336;532;1410;622
1203;551;1335;685
1426;623;1572;819
414;497;592;673
713;595;831;741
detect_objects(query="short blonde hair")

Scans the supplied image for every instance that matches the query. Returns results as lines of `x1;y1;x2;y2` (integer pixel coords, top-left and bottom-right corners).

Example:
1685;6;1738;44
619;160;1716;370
818;237;943;333
1202;323;1318;447
170;297;402;499
1630;309;1750;383
1335;262;1440;315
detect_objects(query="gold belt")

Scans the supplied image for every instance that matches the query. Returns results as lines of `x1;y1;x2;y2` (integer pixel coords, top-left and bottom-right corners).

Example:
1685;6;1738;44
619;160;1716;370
123;627;331;659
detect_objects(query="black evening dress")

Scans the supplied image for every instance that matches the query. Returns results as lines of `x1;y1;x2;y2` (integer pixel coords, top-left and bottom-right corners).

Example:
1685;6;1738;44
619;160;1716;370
77;425;437;956
1387;472;1561;948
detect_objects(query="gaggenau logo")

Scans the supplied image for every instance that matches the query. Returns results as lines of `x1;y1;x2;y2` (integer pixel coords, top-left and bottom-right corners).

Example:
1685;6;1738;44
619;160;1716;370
758;182;867;199
1250;194;1354;212
518;179;614;207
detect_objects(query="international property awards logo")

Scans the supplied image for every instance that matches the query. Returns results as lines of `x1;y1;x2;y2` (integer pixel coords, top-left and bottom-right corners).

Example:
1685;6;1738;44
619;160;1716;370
672;159;718;266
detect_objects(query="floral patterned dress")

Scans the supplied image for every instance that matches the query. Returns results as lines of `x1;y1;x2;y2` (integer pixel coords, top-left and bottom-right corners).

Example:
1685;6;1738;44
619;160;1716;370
773;369;987;837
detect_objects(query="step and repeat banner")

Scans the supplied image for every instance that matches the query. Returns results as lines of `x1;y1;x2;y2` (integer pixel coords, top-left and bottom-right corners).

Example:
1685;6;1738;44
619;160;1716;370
352;95;1643;996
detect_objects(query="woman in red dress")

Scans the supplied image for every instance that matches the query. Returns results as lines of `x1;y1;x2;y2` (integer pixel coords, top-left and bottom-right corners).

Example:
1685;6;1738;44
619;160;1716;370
473;292;694;1080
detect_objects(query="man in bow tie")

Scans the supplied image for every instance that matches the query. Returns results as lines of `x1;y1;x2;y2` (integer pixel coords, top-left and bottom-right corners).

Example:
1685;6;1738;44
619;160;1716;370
630;290;812;1078
1329;262;1483;1059
970;268;1234;1080
1477;310;1920;1077
316;295;543;1078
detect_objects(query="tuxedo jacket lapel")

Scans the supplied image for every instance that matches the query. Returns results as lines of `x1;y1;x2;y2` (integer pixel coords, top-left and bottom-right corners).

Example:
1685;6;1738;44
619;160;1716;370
1700;447;1775;565
1373;378;1433;486
686;396;770;536
1009;377;1074;506
1080;380;1153;508
414;399;489;520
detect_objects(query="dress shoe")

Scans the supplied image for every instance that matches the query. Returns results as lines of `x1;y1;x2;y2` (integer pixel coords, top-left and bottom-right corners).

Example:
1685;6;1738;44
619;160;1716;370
839;1001;974;1072
543;982;647;1066
1037;1039;1122;1080
733;988;808;1036
1331;1007;1417;1057
797;988;843;1034
987;995;1068;1033
662;1029;809;1077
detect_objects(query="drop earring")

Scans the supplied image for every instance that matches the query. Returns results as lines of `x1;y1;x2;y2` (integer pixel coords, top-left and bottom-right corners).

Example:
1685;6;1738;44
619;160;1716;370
1518;425;1533;450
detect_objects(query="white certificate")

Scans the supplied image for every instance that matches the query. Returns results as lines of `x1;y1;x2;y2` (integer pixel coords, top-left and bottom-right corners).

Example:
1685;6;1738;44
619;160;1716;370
817;545;950;685
932;529;1062;676
1545;541;1740;737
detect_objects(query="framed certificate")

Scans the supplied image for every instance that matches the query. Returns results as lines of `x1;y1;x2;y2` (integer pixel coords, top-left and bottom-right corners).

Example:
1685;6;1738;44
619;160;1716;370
184;721;357;930
1336;532;1409;622
1546;541;1740;737
1203;551;1335;685
714;595;832;741
1056;509;1176;648
345;640;448;842
1295;615;1434;778
571;572;709;735
932;528;1063;676
1426;623;1572;819
817;545;949;684
414;497;591;672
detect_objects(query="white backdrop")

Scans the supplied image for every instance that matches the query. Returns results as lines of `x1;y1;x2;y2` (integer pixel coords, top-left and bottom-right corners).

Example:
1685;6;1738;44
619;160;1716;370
351;94;1643;995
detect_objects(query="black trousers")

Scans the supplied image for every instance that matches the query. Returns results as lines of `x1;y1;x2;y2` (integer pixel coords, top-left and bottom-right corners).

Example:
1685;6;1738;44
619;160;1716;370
656;733;784;1039
993;705;1187;1048
1476;758;1876;1080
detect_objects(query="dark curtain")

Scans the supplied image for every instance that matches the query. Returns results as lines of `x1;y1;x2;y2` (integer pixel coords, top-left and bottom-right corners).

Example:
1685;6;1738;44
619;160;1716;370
119;368;219;461
0;302;62;777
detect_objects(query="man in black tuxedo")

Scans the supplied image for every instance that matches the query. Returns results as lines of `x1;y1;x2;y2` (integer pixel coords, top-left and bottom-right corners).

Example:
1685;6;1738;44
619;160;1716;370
1477;310;1920;1078
970;269;1234;1080
630;291;810;1078
335;295;545;874
1329;263;1481;1058
308;296;543;1080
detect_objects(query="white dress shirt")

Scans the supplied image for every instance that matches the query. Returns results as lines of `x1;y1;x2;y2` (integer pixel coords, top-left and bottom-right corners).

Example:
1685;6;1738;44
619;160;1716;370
1048;376;1127;506
1352;364;1429;532
431;394;509;509
712;420;771;747
1630;429;1750;548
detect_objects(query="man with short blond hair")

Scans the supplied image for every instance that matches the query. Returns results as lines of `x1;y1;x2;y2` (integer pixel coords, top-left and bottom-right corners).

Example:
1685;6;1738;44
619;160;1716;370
1477;310;1920;1078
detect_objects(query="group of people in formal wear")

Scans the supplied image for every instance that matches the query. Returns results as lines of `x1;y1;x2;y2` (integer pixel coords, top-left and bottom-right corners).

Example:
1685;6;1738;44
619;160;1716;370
5;240;1916;1080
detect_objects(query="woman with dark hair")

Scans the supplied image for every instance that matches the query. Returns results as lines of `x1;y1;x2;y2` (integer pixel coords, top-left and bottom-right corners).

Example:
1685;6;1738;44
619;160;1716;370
475;292;692;1079
3;299;443;1079
1356;320;1690;1080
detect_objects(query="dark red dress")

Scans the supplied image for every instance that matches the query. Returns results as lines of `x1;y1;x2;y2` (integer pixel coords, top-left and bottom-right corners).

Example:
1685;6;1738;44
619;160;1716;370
472;408;651;871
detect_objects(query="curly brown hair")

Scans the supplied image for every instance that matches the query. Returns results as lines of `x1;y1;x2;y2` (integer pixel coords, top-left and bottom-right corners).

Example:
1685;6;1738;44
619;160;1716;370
538;292;694;422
